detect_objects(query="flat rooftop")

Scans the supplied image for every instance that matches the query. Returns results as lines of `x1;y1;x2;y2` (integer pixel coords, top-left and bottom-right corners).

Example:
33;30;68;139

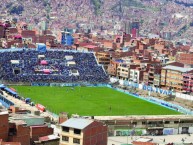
9;113;44;120
94;115;193;121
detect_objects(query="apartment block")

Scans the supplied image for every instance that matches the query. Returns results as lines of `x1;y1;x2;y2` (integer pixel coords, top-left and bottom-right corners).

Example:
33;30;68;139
95;52;111;70
117;63;130;80
161;65;193;92
107;60;119;77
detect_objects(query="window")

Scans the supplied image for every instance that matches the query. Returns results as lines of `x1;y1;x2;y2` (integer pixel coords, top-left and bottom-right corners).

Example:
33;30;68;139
74;129;81;134
73;138;80;144
62;127;69;132
165;121;170;124
174;121;179;124
62;136;69;142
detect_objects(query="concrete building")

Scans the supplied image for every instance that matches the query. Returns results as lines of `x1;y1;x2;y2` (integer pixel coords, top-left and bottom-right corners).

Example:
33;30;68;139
95;52;111;70
117;63;130;80
61;31;74;46
129;67;144;83
60;118;107;145
95;115;193;136
161;65;193;92
107;60;119;77
145;63;161;86
182;73;193;93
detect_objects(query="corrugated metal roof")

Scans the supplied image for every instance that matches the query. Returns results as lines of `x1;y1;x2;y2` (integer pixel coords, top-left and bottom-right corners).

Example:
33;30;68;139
162;65;193;73
60;118;93;129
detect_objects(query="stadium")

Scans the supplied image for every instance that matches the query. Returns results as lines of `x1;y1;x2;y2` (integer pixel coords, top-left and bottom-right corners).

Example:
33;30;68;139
0;48;181;116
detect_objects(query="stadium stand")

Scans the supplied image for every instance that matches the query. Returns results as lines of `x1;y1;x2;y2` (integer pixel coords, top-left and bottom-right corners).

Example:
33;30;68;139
0;49;108;83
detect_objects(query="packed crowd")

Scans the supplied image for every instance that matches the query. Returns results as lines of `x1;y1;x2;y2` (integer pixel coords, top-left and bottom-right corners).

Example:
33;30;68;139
0;50;108;83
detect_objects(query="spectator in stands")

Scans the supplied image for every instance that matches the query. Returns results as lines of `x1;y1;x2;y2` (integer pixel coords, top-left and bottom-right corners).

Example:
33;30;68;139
0;50;108;83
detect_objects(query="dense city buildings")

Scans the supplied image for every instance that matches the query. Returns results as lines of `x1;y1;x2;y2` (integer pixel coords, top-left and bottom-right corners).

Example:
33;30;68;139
1;0;193;145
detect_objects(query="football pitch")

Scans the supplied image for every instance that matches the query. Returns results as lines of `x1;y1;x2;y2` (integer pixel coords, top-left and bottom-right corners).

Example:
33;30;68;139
12;86;181;116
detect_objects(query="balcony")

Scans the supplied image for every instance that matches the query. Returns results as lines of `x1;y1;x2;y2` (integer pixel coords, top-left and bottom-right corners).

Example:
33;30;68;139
179;123;193;127
183;78;190;81
149;75;154;79
149;71;154;74
164;124;179;128
183;74;192;77
183;83;189;86
147;124;164;128
182;87;188;90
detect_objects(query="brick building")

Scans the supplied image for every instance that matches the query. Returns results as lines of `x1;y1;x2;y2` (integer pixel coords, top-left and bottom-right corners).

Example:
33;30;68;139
60;118;107;145
30;125;54;142
176;52;193;68
107;60;120;77
182;73;193;93
0;112;9;141
8;121;30;145
95;52;111;70
143;63;162;86
0;25;5;38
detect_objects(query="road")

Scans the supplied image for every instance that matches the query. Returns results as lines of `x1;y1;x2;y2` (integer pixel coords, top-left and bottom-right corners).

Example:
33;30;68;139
2;91;59;122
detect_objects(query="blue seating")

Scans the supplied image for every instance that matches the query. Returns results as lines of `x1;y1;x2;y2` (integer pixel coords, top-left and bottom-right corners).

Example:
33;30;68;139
0;50;108;83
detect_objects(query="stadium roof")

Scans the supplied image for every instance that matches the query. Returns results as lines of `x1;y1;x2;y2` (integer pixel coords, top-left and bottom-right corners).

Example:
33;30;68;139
94;115;193;121
162;65;193;73
60;118;93;130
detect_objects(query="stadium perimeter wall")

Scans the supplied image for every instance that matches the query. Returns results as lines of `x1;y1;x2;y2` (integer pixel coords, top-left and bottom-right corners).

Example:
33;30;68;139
112;78;193;101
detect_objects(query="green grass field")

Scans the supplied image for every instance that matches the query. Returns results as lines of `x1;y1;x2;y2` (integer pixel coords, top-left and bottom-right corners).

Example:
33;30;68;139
12;86;181;116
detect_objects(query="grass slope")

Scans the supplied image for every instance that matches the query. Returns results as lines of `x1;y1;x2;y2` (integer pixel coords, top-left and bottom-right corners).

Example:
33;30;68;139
12;86;180;116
